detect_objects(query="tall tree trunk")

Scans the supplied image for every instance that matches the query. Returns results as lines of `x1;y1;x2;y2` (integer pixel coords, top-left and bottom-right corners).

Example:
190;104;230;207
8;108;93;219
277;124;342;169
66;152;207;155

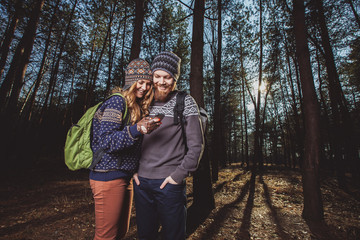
84;35;96;111
284;38;304;168
189;0;215;218
293;0;324;222
117;4;128;88
130;0;146;60
107;3;124;93
253;0;263;170
315;0;356;188
212;0;222;182
0;1;22;80
315;48;334;173
2;0;45;117
239;36;249;169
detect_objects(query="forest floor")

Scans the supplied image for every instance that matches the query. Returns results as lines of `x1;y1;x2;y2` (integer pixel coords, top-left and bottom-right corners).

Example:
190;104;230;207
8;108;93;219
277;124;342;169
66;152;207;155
0;158;360;240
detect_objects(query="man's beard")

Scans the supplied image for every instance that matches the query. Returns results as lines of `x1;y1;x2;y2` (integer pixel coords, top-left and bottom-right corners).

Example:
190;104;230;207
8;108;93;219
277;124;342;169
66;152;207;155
154;83;174;102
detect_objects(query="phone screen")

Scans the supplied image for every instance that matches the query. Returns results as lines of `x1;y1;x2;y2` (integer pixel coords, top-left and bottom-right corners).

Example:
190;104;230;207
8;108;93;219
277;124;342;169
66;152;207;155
155;114;165;120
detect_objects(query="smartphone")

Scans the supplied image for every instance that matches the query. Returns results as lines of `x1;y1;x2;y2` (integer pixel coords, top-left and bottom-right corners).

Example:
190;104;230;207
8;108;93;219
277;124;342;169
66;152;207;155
150;113;164;123
154;113;165;121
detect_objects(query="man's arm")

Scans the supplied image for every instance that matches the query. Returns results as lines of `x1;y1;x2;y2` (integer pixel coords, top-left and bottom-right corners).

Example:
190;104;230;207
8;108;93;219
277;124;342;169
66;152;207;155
170;95;204;184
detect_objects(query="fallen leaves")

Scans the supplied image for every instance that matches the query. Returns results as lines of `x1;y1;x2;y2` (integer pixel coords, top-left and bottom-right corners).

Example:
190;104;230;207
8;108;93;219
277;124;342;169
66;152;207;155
0;163;359;239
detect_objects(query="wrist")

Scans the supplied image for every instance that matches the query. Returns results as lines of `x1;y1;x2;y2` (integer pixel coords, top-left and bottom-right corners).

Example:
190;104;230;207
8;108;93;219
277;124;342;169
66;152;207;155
130;124;142;138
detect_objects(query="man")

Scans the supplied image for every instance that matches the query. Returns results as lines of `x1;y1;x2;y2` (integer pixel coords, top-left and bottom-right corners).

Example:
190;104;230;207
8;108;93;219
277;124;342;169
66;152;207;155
133;51;204;240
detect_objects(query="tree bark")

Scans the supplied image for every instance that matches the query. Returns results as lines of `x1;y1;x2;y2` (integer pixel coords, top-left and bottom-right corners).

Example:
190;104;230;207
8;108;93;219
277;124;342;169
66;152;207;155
239;35;249;169
130;0;146;60
293;0;324;222
189;0;215;215
253;0;263;170
211;0;222;182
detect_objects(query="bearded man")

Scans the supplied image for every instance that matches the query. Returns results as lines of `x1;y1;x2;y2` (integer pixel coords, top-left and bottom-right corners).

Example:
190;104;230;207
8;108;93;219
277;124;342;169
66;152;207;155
133;51;204;240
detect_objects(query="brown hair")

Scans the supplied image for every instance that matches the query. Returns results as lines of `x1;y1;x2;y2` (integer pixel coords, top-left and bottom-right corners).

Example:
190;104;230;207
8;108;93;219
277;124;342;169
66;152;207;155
110;83;154;125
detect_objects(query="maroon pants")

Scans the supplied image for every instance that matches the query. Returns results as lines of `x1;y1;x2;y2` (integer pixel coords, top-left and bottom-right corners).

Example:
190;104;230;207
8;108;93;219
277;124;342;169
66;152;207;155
90;178;133;240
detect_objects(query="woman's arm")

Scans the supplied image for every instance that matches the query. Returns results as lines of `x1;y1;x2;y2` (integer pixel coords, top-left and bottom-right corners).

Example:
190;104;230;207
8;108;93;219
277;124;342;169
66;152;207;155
97;95;140;153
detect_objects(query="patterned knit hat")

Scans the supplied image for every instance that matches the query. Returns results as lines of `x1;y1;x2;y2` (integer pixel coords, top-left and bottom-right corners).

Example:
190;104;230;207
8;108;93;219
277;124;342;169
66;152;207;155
151;51;181;81
124;58;152;90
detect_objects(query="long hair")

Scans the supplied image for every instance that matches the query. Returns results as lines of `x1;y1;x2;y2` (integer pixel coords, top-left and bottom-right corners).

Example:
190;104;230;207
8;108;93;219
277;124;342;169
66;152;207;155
110;83;154;125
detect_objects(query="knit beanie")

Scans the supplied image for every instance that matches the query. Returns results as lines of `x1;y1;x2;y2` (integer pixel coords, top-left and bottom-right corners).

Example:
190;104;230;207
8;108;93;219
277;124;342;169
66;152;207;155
151;51;181;81
124;58;152;90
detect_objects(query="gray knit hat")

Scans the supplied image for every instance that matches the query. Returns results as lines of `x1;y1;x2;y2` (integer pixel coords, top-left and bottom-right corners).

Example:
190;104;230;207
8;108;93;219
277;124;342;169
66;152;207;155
151;51;181;81
124;58;152;90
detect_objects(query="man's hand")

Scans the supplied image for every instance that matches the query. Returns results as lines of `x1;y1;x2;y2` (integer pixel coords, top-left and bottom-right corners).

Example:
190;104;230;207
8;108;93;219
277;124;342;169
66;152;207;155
133;173;140;185
160;176;178;189
137;117;161;134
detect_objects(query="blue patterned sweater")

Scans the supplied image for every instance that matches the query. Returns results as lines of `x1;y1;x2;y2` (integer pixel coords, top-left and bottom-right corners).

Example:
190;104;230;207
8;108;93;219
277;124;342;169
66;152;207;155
89;95;142;181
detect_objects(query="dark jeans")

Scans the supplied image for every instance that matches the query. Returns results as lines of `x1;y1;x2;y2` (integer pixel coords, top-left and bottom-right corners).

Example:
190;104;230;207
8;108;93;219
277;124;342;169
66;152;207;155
133;177;187;240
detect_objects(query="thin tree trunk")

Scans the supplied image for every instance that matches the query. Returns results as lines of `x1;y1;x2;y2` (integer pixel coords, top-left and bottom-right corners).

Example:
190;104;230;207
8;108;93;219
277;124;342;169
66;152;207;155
346;0;360;28
107;4;123;93
0;1;22;80
84;35;96;111
293;0;324;222
62;59;77;126
40;0;78;123
87;2;117;107
254;0;263;170
118;4;128;88
212;0;222;181
21;0;60;122
285;45;304;168
239;36;249;169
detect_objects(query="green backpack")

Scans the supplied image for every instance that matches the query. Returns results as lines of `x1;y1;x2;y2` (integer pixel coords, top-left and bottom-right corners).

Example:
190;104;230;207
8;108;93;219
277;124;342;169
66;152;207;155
64;93;127;171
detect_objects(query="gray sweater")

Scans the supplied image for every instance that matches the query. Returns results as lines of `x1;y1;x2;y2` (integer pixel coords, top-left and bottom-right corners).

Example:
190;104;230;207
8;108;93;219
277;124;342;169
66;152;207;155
138;91;204;183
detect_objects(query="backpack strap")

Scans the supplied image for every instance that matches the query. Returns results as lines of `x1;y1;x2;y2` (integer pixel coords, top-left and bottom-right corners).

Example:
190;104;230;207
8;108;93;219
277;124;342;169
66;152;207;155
174;91;188;151
89;93;128;170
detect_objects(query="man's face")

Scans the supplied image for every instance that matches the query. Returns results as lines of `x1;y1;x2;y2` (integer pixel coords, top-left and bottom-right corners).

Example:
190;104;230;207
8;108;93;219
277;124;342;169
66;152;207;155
153;70;175;102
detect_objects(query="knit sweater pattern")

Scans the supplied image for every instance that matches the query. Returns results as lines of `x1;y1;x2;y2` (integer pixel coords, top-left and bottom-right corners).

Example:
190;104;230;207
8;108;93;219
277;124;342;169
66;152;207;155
139;91;204;184
90;95;141;179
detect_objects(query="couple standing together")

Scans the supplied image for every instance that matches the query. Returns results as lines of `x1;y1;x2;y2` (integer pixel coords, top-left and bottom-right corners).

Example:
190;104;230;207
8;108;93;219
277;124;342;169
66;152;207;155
89;51;205;240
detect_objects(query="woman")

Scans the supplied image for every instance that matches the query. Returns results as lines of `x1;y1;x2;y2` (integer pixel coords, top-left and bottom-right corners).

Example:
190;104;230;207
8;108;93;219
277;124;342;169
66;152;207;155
89;58;158;240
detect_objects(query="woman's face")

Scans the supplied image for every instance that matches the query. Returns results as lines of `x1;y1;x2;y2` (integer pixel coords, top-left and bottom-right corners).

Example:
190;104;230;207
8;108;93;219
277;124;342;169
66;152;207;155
135;79;152;98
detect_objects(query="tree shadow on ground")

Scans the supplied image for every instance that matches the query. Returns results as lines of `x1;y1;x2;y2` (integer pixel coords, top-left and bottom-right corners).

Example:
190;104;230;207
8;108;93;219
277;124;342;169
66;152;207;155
258;172;293;240
235;170;256;240
196;179;250;239
186;170;249;237
0;203;93;236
